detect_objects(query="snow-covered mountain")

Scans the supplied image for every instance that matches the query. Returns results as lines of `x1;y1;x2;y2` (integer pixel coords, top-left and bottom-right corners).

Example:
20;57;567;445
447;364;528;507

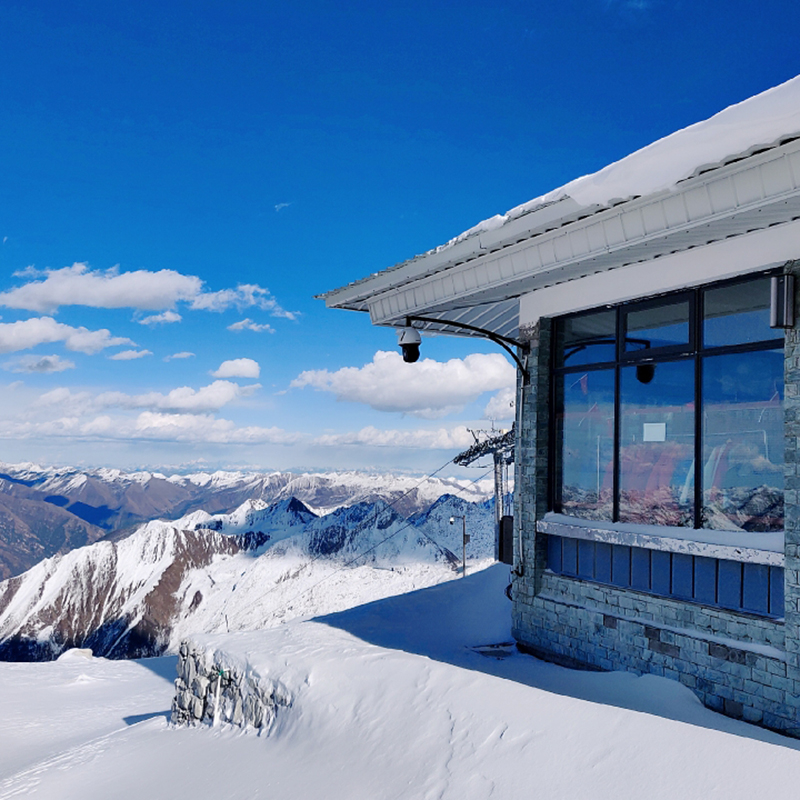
0;461;493;580
0;494;496;661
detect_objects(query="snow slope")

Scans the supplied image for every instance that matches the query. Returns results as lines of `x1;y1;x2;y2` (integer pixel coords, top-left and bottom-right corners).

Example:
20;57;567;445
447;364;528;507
3;564;800;800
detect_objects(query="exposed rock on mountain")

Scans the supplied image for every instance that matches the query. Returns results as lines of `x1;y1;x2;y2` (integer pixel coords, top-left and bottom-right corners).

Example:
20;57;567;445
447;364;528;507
0;524;269;661
0;479;106;581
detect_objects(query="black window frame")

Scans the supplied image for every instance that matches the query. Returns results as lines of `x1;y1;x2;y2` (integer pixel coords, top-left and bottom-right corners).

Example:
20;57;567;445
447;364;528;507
549;271;785;530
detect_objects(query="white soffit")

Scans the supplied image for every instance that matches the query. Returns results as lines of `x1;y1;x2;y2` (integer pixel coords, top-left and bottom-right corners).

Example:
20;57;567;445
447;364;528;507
520;217;800;326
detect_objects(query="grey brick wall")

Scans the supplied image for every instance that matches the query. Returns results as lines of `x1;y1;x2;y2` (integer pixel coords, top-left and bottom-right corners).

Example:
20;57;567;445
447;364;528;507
512;263;800;737
782;259;800;730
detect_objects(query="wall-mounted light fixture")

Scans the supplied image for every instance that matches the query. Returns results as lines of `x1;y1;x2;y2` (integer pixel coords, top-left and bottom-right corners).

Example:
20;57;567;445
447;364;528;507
770;274;795;328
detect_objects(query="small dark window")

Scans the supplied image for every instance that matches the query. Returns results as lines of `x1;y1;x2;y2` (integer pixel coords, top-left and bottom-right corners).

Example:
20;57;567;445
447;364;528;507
703;276;773;348
624;299;690;354
555;309;616;367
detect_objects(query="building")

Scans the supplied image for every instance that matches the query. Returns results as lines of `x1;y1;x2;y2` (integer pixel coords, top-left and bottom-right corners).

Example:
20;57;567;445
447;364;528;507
320;76;800;735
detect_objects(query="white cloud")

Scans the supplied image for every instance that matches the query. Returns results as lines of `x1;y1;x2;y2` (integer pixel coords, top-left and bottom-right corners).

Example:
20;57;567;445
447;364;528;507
96;380;257;413
483;386;516;421
36;387;93;408
0;263;296;320
191;283;297;319
0;317;132;354
109;349;152;361
164;351;195;361
291;351;515;418
227;318;275;333
0;412;299;445
212;358;260;379
274;202;291;212
139;310;182;326
129;412;298;443
0;263;201;313
314;425;475;449
36;380;256;414
5;354;75;374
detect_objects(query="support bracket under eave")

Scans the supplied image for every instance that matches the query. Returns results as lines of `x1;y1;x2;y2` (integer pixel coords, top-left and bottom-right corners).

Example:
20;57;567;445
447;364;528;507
406;315;530;382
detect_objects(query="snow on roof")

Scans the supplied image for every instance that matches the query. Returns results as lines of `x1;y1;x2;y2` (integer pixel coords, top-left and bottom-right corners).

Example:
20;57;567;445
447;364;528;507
322;74;800;302
442;74;800;250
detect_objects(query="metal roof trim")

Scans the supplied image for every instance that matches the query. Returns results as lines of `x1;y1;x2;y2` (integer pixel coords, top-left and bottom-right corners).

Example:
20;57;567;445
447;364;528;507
317;197;594;308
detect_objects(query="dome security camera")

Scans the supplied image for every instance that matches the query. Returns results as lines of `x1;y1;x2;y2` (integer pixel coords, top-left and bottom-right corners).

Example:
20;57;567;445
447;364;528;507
397;326;421;363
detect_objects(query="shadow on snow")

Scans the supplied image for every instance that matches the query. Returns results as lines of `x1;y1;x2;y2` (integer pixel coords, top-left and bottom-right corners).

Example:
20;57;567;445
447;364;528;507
315;563;800;752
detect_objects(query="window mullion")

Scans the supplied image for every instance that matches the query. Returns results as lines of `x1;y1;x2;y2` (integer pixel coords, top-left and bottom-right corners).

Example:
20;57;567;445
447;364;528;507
613;308;623;522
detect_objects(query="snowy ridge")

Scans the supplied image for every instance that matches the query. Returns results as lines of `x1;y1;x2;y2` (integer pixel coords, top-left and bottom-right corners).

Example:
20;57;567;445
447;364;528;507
0;493;496;661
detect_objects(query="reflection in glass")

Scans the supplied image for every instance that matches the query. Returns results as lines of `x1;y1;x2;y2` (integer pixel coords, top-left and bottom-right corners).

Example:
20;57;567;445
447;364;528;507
555;369;614;520
625;300;690;352
702;349;783;531
619;360;694;526
555;310;616;367
703;277;774;348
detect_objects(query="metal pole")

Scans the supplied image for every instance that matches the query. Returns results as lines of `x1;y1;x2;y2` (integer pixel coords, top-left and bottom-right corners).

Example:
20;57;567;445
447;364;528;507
462;516;468;577
461;514;467;578
493;452;503;562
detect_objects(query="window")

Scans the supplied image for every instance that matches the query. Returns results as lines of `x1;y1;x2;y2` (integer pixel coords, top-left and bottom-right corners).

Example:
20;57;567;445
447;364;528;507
552;274;784;533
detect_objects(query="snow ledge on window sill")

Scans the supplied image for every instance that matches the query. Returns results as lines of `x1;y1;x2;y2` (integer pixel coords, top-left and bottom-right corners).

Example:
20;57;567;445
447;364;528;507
538;513;784;567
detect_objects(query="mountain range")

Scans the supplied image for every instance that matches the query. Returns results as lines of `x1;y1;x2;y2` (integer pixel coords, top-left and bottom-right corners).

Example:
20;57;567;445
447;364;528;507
0;461;493;580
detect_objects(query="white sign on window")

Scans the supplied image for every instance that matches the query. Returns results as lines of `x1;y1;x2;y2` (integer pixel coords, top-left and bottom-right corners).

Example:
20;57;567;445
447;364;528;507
643;422;667;442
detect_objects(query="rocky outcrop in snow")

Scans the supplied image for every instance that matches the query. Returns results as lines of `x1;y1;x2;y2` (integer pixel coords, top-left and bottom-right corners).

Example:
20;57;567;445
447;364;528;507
171;639;291;730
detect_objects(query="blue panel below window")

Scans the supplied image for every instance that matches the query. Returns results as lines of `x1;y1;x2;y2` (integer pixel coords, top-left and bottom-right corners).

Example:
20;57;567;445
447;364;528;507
547;535;562;573
694;557;717;605
651;550;671;595
743;563;770;615
770;566;784;617
717;560;742;610
595;542;612;584
562;537;578;576
611;545;631;587
544;535;782;619
630;548;651;591
672;553;693;599
578;539;594;579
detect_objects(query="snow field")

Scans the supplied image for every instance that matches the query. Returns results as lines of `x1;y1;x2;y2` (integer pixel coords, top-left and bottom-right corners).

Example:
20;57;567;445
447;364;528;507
4;565;800;799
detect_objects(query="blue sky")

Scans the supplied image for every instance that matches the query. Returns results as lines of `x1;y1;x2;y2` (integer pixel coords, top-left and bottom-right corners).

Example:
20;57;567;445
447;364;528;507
0;0;798;474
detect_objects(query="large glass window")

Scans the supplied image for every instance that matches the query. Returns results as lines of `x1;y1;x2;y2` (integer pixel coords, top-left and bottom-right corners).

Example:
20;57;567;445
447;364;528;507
555;369;615;521
552;274;785;533
702;349;783;531
619;359;695;526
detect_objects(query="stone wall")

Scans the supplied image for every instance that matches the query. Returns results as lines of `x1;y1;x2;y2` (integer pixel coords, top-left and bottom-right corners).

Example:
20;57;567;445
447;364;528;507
171;640;291;731
516;572;796;733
